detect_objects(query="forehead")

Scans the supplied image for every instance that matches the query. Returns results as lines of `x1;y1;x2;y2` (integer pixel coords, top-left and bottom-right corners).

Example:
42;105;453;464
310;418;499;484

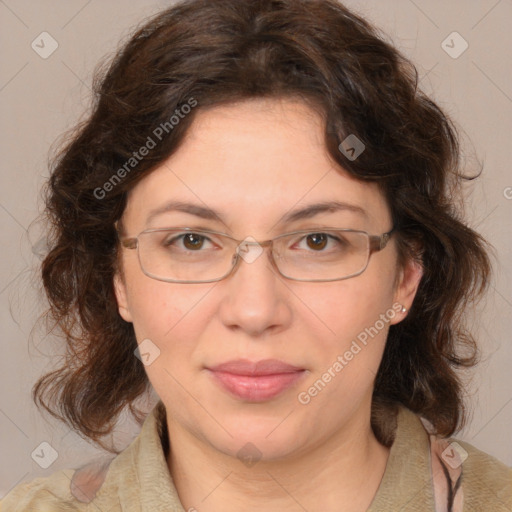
123;98;391;234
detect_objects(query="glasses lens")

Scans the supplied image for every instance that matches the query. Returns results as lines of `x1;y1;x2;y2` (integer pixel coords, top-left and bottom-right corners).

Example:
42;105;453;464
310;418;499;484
136;229;370;283
274;230;370;281
138;229;235;282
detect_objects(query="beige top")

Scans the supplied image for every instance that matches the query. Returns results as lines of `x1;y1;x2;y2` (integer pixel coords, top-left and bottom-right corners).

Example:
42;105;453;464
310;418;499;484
1;402;511;511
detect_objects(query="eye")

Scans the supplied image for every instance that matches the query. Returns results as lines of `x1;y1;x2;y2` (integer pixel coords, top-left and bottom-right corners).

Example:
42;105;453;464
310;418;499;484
305;233;328;251
163;232;216;251
294;232;348;252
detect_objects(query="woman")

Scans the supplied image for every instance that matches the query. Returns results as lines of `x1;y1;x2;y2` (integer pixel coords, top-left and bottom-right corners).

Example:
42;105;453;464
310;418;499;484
1;0;510;510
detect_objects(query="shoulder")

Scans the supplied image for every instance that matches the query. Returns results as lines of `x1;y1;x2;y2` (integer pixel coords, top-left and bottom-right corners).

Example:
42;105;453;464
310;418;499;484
416;407;512;511
0;402;167;511
0;451;129;511
0;468;80;511
456;439;512;508
382;406;511;510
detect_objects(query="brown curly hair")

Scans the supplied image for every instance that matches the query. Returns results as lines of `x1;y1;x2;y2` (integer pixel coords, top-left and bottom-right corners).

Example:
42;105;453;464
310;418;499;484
33;0;491;452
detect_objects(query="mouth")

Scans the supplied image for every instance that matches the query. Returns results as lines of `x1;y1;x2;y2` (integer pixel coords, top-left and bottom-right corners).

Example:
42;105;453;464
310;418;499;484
205;359;307;402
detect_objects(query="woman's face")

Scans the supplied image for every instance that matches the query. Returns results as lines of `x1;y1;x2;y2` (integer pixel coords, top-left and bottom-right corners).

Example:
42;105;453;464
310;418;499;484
115;98;421;460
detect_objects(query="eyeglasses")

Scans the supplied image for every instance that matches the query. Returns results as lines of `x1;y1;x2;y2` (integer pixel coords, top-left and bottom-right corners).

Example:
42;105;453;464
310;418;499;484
118;226;395;284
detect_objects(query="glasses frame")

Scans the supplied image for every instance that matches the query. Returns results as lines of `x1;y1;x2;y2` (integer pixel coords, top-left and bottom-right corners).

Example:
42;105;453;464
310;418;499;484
117;225;395;284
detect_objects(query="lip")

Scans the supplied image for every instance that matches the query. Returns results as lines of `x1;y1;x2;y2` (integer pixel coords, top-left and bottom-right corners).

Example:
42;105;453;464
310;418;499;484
206;359;306;402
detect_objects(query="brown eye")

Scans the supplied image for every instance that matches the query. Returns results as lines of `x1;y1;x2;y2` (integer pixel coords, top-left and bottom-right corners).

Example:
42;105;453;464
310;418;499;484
182;233;206;250
306;233;328;251
162;232;212;251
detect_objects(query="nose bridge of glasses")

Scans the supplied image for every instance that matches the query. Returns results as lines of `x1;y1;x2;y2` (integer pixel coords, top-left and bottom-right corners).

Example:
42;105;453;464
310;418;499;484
235;237;273;249
232;236;276;267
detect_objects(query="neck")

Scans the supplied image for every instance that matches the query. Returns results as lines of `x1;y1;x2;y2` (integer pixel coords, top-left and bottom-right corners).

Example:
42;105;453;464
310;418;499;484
165;403;391;512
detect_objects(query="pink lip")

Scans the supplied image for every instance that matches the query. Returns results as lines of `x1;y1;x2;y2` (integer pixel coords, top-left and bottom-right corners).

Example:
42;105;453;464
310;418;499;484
206;359;306;402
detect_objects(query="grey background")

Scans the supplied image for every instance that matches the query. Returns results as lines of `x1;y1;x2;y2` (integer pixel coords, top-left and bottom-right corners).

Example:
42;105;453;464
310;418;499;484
1;0;511;498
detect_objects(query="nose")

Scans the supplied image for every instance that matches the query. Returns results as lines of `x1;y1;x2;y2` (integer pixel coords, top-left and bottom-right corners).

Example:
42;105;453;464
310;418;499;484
217;243;292;337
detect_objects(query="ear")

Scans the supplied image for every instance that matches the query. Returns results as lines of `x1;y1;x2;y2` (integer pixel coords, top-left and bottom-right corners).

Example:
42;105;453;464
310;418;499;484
113;271;133;323
389;256;423;325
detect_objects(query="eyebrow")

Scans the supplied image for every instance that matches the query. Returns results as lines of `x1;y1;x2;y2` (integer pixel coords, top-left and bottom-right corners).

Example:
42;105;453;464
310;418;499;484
145;200;368;227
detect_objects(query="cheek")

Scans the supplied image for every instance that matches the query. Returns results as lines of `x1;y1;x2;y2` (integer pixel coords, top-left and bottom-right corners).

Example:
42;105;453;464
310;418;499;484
127;282;175;339
124;259;209;337
124;272;219;375
296;263;398;393
125;279;212;398
306;268;397;344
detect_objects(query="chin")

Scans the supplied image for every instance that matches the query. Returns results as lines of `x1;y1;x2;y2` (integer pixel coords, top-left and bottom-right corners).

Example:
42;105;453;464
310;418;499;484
202;411;308;462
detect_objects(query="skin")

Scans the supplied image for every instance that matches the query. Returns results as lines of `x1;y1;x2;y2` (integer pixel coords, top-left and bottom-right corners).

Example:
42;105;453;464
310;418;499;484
114;97;423;512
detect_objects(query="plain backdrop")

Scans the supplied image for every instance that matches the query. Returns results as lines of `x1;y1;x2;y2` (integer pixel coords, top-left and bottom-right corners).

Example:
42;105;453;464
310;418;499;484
1;0;511;498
